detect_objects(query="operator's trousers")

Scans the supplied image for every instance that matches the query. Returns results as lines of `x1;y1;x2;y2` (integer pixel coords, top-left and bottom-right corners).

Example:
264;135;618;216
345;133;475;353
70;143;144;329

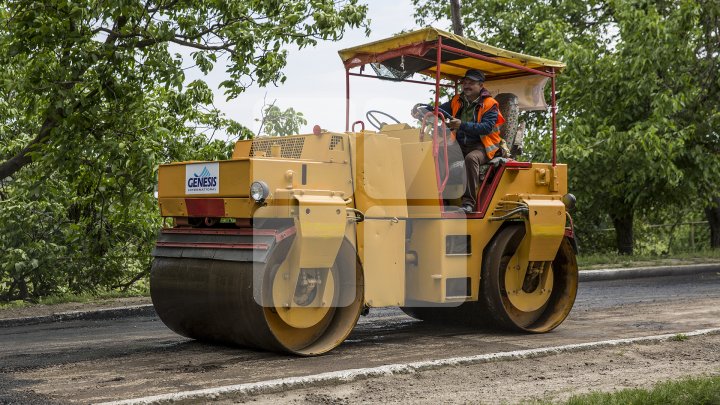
460;143;489;210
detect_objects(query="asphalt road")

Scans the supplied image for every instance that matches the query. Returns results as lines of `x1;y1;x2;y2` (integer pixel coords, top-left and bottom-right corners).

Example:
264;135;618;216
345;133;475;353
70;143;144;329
1;272;719;404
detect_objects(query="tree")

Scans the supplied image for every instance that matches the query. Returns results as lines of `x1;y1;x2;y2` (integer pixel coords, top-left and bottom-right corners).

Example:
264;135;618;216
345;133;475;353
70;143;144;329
0;0;369;300
414;0;720;254
0;0;368;180
256;102;308;137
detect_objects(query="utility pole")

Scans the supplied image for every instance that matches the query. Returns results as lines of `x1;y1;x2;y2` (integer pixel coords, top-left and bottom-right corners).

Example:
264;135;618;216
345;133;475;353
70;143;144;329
450;0;463;36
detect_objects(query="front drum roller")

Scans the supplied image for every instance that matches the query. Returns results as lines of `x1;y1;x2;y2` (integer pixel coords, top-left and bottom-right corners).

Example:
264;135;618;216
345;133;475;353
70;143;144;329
150;237;364;355
480;223;578;332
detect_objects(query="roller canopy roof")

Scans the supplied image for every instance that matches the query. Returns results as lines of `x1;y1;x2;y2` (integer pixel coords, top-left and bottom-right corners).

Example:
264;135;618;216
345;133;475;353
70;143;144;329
338;27;565;81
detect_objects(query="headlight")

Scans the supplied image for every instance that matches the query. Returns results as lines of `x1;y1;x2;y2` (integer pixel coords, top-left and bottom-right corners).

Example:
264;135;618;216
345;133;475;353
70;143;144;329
561;193;576;210
250;181;269;203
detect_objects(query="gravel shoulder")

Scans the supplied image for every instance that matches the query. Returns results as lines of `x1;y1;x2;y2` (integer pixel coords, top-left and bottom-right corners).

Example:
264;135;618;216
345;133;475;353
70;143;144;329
244;333;720;405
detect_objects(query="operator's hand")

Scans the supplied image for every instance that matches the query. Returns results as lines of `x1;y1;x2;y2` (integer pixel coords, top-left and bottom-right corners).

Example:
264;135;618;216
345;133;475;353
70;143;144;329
448;118;462;130
410;103;424;119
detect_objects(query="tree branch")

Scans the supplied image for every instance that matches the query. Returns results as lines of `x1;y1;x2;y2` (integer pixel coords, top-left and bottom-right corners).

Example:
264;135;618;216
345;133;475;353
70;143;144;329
0;16;125;180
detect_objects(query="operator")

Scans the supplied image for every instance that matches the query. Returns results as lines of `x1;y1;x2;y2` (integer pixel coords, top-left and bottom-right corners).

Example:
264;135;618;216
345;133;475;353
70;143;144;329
439;69;505;213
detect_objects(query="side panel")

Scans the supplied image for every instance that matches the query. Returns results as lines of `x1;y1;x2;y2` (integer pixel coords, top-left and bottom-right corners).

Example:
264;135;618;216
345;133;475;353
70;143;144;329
351;133;408;219
406;219;481;303
358;219;406;307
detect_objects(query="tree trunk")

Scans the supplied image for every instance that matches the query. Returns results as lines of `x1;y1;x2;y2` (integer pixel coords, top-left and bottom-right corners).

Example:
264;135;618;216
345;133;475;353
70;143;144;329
706;196;720;249
611;210;634;255
450;0;463;36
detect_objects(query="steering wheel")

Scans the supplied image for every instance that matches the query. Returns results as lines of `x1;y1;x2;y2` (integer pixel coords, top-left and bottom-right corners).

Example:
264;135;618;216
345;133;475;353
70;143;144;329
366;110;401;130
413;104;453;122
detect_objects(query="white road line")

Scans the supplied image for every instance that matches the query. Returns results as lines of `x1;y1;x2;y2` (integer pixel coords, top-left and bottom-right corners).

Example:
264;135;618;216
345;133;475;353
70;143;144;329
101;327;720;405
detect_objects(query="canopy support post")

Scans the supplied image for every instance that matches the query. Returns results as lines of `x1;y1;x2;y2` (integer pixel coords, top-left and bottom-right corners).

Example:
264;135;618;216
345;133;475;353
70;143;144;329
434;37;442;114
345;68;350;132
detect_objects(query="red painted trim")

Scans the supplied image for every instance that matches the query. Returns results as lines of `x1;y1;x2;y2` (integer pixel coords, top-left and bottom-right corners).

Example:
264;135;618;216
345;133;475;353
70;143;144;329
347;72;455;88
352;120;365;132
475;164;507;218
434;38;447;207
565;212;575;238
345;68;350;132
275;227;297;243
343;42;435;69
505;161;532;169
185;198;225;217
156;241;269;250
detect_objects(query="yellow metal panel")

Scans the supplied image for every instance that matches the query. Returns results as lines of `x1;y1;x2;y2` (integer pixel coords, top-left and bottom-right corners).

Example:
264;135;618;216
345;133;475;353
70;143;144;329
293;195;348;269
353;133;408;218
232;140;252;158
158;198;188;217
406;219;489;303
223;198;256;218
359;219;406;307
523;197;566;262
251;159;353;203
400;142;443;218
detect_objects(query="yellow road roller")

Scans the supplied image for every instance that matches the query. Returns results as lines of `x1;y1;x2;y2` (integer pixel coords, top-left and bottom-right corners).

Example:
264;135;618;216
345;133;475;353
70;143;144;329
151;27;578;355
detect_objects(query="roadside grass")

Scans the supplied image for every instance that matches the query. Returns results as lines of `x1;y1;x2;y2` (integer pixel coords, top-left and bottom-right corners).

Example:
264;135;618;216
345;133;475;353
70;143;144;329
671;333;689;342
577;248;720;270
558;375;720;405
0;284;149;310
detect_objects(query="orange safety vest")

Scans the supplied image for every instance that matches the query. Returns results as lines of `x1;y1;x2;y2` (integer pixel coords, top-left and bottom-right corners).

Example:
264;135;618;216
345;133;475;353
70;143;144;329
450;94;505;159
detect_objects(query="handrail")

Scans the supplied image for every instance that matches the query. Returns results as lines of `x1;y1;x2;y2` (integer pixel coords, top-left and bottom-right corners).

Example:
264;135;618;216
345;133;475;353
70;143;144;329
352;120;365;132
420;111;450;194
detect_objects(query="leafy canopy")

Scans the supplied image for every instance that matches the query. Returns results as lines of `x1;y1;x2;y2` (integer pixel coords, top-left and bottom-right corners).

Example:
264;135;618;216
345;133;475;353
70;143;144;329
0;0;369;300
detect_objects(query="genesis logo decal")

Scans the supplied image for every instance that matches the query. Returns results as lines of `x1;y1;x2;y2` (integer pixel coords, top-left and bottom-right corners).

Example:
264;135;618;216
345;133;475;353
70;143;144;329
185;163;219;194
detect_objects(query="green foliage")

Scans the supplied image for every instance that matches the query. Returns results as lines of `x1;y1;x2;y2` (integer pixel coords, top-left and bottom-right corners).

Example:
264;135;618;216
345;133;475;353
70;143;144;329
257;104;308;137
671;333;688;341
562;375;720;405
0;0;369;300
414;0;720;254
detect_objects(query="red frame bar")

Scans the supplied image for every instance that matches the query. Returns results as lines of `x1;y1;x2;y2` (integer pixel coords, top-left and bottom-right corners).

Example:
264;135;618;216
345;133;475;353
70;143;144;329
433;37;443;199
156;241;269;250
433;44;554;78
348;72;455;88
345;68;350;131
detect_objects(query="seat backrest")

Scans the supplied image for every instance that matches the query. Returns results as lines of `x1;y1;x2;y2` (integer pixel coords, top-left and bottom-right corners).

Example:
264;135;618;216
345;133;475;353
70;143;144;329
494;93;523;159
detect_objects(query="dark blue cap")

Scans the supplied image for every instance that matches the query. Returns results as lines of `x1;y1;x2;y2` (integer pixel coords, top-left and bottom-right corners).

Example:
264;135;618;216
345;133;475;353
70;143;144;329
463;69;486;82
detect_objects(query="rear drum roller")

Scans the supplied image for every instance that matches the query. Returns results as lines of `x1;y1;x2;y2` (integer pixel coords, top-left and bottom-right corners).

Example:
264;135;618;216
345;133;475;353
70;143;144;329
151;237;364;355
480;223;578;332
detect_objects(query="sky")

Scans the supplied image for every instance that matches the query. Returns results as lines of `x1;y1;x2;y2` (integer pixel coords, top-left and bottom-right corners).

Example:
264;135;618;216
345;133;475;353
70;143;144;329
186;1;450;137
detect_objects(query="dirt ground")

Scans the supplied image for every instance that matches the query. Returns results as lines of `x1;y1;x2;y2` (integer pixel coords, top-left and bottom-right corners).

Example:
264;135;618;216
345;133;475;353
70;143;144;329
242;333;720;405
2;273;719;404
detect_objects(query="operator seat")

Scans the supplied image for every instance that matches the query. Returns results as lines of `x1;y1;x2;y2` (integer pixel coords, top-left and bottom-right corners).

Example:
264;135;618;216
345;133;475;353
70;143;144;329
494;93;524;160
